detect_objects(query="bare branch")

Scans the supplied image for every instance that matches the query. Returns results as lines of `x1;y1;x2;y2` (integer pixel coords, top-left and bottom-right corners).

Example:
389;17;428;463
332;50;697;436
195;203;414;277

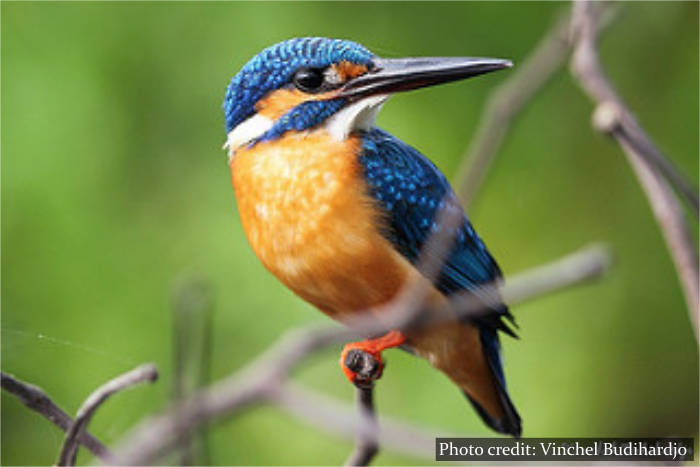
621;142;699;337
455;10;573;207
570;1;699;213
493;243;610;306
1;372;111;462
105;366;276;465
344;387;378;466
345;244;611;339
570;0;699;338
272;382;449;461
56;364;158;466
108;243;610;465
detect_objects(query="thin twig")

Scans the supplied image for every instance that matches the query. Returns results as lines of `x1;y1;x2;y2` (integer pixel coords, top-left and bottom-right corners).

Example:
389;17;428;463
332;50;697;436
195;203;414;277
570;0;699;338
108;243;610;465
272;382;449;461
456;3;690;214
0;372;111;462
344;387;379;466
172;276;214;465
620;140;699;337
570;1;699;215
56;364;158;466
455;10;573;208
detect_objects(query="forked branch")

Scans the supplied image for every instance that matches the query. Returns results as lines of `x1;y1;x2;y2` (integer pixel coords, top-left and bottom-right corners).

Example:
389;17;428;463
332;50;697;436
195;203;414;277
55;364;158;466
1;372;111;462
570;0;699;338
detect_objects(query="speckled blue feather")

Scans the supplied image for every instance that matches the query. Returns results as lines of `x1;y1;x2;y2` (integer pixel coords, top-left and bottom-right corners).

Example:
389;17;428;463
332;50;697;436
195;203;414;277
224;38;373;132
359;128;503;294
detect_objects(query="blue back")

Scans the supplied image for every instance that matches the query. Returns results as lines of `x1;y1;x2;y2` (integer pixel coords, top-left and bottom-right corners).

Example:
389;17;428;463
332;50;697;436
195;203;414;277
223;38;374;132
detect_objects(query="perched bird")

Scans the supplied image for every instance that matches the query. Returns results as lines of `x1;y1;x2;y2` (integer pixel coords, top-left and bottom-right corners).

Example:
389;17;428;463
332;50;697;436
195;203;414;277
223;37;521;436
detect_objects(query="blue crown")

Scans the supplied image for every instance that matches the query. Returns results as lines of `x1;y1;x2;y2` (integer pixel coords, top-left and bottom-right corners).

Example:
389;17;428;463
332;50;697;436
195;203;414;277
223;37;374;133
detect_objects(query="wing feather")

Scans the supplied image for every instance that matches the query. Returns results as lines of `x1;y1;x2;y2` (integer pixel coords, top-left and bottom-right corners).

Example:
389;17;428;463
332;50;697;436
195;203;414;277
358;128;515;334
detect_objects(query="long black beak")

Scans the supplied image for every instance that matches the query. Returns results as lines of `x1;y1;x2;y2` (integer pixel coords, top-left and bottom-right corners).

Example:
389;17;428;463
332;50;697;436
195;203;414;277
338;56;512;99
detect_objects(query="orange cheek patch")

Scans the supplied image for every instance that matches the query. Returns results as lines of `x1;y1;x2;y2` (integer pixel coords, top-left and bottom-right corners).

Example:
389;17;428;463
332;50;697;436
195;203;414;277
255;88;342;121
255;89;309;120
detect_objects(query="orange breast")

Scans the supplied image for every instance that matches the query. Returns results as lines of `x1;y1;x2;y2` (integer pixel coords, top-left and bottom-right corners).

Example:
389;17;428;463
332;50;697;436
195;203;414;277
231;131;504;417
231;131;414;318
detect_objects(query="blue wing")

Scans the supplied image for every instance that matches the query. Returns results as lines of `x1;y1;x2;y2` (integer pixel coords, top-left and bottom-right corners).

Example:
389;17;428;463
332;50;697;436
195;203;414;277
358;128;520;436
358;128;515;332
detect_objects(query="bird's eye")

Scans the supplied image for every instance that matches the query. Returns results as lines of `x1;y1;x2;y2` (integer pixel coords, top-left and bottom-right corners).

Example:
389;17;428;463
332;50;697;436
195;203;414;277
293;67;325;93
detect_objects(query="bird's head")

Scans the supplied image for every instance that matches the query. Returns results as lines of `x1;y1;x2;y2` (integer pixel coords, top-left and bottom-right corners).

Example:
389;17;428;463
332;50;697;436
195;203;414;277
223;37;511;152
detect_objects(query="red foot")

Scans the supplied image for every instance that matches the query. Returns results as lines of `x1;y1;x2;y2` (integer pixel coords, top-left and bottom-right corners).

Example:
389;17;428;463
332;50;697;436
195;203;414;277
339;330;406;388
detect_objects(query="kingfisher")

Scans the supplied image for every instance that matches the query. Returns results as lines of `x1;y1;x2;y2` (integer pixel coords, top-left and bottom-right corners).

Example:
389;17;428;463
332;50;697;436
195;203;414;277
223;38;521;436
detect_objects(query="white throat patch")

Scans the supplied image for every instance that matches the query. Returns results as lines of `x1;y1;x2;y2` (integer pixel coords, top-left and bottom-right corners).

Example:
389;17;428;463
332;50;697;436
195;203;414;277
325;94;389;141
223;113;274;156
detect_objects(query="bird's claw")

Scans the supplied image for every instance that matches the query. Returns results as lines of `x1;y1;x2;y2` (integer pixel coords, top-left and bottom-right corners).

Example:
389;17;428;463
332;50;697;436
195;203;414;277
340;347;384;388
339;331;406;388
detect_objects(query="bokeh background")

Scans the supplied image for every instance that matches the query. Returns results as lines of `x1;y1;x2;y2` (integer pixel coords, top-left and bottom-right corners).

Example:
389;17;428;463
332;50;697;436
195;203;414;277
2;2;698;465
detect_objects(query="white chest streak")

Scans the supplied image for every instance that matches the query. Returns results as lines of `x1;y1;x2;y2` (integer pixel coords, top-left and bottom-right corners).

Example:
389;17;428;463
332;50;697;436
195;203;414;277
223;114;273;161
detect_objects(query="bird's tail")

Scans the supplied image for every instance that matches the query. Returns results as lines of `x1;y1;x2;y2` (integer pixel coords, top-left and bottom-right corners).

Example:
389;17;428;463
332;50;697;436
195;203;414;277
463;326;521;437
408;321;521;437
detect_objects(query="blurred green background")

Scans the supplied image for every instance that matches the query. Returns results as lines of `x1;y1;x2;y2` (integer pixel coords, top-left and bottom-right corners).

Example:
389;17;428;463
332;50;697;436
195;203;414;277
2;2;698;465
